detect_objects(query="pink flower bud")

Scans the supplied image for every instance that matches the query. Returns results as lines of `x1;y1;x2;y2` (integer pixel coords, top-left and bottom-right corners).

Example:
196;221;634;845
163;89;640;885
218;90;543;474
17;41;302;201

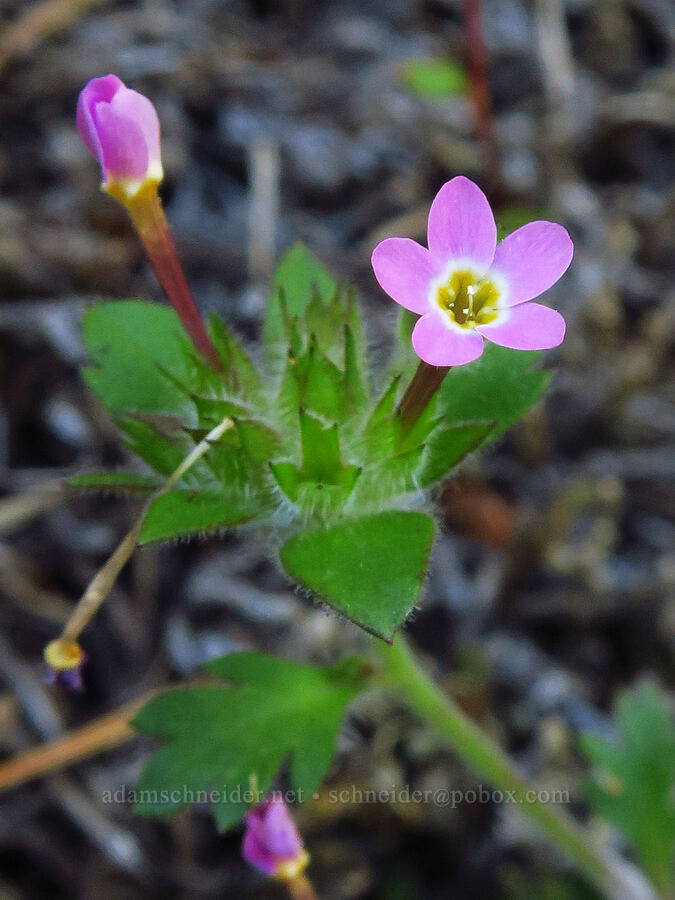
242;795;309;880
77;74;163;197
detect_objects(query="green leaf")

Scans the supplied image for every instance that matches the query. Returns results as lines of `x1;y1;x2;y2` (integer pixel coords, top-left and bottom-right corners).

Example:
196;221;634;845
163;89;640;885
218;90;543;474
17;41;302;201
132;653;366;829
82;301;198;425
280;512;435;640
300;412;342;482
403;59;467;98
349;447;424;509
208;313;262;401
139;489;261;544
235;419;282;464
276;355;302;437
367;376;401;430
579;682;675;894
305;289;347;366
418;421;496;488
438;343;550;443
264;244;338;367
271;413;360;512
272;244;337;319
269;461;301;501
67;471;161;495
303;342;344;422
344;324;367;417
121;417;194;478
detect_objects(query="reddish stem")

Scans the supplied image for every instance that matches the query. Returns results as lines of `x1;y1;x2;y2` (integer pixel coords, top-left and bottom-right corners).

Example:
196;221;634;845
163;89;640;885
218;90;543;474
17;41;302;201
398;361;450;435
126;187;221;370
462;0;501;192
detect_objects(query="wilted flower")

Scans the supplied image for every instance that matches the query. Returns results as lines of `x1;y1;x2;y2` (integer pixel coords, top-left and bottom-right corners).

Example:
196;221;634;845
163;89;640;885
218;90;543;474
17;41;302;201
77;74;162;200
44;638;86;692
371;176;572;366
242;794;309;881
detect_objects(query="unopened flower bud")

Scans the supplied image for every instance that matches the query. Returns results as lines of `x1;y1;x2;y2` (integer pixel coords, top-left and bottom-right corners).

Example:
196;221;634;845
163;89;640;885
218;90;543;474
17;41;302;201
77;74;163;202
242;795;309;881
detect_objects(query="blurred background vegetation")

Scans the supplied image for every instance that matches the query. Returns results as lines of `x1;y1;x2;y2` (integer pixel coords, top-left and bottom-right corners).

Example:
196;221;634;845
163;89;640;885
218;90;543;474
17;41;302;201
0;0;673;897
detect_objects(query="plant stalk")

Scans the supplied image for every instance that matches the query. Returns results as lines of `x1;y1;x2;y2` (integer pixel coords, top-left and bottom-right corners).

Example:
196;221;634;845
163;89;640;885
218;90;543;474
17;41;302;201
124;185;221;370
461;0;501;195
375;635;622;898
398;361;450;435
285;874;318;900
54;416;234;647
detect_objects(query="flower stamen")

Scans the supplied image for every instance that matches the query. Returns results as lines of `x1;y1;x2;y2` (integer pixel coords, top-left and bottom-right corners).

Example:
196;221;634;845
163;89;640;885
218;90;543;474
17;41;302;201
437;269;499;328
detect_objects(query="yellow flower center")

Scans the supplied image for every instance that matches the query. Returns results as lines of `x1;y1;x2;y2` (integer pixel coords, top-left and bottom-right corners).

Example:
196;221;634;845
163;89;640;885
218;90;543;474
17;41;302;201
437;269;499;328
274;849;310;882
44;638;84;671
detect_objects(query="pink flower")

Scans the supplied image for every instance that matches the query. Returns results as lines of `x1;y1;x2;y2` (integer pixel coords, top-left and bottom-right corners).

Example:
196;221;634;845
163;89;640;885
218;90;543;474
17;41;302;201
371;176;572;366
77;74;162;195
242;794;308;879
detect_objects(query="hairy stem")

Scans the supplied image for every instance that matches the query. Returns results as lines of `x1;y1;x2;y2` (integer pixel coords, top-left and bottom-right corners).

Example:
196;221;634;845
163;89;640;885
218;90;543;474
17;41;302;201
125;185;221;370
375;635;625;898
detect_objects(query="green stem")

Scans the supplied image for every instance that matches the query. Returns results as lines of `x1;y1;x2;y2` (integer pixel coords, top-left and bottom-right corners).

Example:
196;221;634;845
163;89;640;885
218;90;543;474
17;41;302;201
375;635;620;898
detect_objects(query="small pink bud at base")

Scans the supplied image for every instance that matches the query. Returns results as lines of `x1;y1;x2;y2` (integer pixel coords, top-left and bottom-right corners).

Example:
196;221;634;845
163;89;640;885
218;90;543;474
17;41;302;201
77;74;163;202
242;795;309;882
44;638;86;692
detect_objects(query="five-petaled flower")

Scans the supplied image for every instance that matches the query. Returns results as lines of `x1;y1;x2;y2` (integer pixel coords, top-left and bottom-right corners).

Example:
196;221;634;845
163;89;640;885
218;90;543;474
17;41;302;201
77;74;163;200
371;176;572;366
242;794;309;881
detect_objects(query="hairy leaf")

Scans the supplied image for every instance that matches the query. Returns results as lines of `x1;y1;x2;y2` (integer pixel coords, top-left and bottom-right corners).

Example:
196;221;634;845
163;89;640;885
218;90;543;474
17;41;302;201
139;490;262;544
280;512;435;640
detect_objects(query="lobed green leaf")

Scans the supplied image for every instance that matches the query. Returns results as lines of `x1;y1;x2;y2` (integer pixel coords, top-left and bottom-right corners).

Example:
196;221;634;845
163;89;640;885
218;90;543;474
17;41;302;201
132;653;367;829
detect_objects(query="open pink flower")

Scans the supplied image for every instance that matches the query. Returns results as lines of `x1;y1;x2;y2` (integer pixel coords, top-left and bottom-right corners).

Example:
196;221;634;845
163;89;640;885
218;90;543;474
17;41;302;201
371;176;572;366
77;74;162;194
242;795;308;880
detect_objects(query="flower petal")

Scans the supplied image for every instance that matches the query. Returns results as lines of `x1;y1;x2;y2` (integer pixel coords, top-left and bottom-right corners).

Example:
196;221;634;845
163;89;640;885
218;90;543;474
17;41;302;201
242;830;275;875
412;309;484;366
109;87;162;173
94;99;150;181
427;176;497;273
371;238;442;314
476;302;566;350
490;221;573;307
76;74;123;163
261;798;303;859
